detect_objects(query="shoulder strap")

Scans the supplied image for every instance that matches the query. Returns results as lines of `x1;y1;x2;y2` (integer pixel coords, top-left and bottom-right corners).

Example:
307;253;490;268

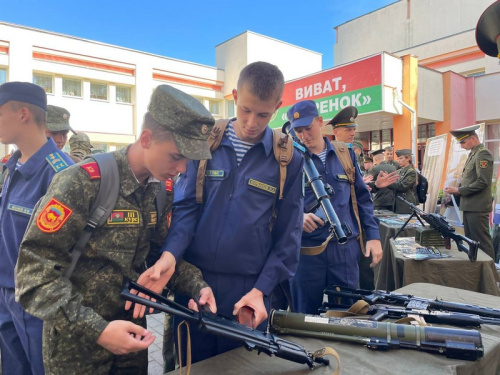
330;141;365;254
64;153;120;278
196;119;231;204
272;128;294;200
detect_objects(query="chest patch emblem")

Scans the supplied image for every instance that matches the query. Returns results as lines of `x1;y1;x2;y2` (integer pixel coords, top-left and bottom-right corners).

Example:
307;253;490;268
107;210;140;225
7;203;33;216
248;178;277;194
36;198;73;233
149;211;158;226
206;170;224;178
479;160;489;169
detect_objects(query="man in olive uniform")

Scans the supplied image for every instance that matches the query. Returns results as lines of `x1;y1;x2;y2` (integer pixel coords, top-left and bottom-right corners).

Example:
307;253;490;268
69;131;93;162
368;149;397;210
352;140;365;171
388;149;418;214
384;146;399;169
46;105;80;163
16;85;217;374
444;125;494;259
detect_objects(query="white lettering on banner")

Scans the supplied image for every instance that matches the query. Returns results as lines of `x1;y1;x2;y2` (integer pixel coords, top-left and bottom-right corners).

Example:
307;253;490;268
295;77;343;100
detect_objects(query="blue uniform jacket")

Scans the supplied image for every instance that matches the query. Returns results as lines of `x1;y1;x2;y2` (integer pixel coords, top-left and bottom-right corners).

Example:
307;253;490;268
0;138;73;288
163;126;304;296
302;138;379;247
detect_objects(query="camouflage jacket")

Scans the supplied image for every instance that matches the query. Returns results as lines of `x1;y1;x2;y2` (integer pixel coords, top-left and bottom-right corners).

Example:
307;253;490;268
389;165;418;214
16;147;208;345
459;144;493;212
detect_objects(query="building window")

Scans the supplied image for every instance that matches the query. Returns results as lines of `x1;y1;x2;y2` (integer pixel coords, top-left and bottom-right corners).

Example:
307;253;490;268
62;78;82;97
33;73;53;94
418;123;435;143
209;100;220;115
0;68;7;85
90;82;108;101
226;99;235;118
370;130;380;150
116;86;131;103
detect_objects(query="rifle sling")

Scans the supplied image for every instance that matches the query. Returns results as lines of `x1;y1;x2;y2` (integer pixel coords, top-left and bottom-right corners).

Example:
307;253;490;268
177;320;192;375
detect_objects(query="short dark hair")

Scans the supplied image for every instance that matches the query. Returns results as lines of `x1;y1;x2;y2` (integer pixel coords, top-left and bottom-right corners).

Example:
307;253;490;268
237;61;284;103
9;101;46;126
143;112;174;143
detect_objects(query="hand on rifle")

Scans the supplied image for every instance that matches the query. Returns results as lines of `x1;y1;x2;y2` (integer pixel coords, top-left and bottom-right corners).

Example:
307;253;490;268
125;252;176;318
97;320;155;355
233;288;267;328
187;286;217;313
303;213;324;233
374;171;399;188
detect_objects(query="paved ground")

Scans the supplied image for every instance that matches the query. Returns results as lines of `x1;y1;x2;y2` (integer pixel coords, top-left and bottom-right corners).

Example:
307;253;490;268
147;313;166;375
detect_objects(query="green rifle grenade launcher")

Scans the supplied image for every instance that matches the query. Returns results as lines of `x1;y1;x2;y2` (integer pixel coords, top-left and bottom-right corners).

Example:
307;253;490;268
120;279;330;370
270;310;483;361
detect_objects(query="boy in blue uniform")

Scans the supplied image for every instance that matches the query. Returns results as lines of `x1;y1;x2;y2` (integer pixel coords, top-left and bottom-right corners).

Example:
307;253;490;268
136;61;304;363
0;82;74;374
287;100;383;315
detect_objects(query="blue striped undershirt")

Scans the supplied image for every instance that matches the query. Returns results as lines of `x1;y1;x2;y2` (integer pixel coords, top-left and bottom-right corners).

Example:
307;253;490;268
316;149;327;165
226;121;254;165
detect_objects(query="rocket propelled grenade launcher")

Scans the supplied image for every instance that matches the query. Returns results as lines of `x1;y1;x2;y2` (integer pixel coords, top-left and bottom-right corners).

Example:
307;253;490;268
270;310;484;361
120;279;330;370
282;122;350;244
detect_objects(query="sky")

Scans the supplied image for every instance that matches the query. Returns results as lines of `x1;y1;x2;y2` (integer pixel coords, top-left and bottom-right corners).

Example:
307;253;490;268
2;0;397;70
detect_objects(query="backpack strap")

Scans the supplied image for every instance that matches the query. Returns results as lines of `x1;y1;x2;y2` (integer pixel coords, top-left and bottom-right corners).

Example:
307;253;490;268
272;128;294;200
330;141;365;254
64;153;120;279
196;119;231;204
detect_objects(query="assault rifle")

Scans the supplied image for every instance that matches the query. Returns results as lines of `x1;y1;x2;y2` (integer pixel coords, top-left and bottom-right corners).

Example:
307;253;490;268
395;196;479;261
270;310;483;361
320;302;500;328
323;285;500;320
121;279;330;370
282;122;350;244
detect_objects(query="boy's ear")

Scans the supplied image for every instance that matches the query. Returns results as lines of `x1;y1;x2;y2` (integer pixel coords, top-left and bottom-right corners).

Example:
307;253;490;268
232;89;238;104
139;129;152;149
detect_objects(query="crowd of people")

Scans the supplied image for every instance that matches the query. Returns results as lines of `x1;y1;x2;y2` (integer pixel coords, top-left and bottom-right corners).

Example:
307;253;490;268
0;61;496;375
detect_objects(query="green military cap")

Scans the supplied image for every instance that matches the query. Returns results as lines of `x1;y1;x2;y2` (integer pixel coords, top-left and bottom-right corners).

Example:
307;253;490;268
363;156;373;163
450;124;480;143
46;105;75;133
148;85;215;160
352;140;363;151
395;149;412;157
69;132;93;149
369;149;384;157
327;106;358;129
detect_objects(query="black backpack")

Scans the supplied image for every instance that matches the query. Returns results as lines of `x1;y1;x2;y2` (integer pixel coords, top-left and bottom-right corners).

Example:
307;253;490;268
416;171;428;204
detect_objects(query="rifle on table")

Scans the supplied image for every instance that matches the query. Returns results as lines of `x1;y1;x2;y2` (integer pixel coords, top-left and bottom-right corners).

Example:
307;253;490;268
270;309;483;361
323;285;500;320
395;196;479;261
282;122;350;245
121;279;330;370
320;301;500;328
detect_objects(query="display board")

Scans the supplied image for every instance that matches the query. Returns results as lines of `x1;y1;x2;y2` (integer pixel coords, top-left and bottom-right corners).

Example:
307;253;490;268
421;134;447;214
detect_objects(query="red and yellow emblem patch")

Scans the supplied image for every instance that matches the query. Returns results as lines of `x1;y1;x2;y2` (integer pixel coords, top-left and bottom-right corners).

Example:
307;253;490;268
80;162;101;179
165;178;173;193
36;198;73;233
479;160;489;169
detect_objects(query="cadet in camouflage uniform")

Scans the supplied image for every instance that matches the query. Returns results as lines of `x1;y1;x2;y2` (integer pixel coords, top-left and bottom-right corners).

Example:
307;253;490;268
384;146;399;169
69;132;93;162
16;85;217;375
388;149;418;214
445;125;495;259
367;149;397;210
45;105;80;163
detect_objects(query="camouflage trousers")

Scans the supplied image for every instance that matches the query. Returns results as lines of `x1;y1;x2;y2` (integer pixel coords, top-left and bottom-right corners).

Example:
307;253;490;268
42;317;147;375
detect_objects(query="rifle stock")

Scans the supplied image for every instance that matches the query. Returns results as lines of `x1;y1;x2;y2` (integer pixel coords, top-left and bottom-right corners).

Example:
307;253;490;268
397;196;479;261
120;279;330;369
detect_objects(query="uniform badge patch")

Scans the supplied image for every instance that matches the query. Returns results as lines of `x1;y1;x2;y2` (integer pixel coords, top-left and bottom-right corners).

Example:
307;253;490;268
206;170;224;178
36;198;73;233
149;211;158;226
7;203;33;216
1;154;10;163
107;210;140;225
479;160;489;169
337;174;348;180
80;162;101;179
46;152;69;173
165;178;173;192
248;178;277;194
